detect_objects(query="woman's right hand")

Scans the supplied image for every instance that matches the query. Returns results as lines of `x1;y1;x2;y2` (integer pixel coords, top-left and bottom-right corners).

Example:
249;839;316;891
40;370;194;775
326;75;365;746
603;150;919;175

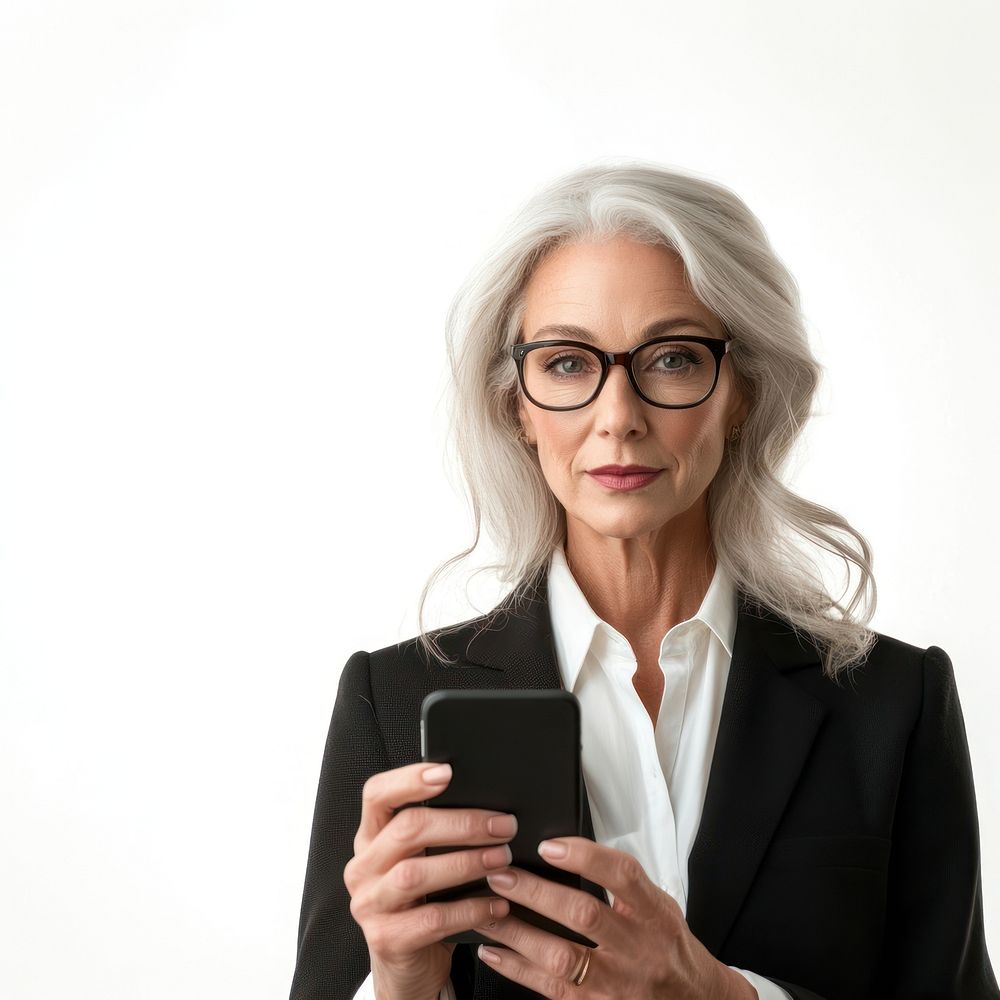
344;761;519;1000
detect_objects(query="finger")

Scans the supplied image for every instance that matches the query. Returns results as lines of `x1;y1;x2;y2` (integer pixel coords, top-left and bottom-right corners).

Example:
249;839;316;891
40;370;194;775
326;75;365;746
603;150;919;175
350;805;517;903
474;939;566;999
355;761;455;851
361;841;517;913
474;913;598;988
533;837;655;911
365;804;518;875
483;866;623;950
368;894;512;957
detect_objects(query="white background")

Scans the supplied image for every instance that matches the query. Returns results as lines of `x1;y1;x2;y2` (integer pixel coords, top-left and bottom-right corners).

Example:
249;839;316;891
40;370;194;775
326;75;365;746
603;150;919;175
2;1;998;996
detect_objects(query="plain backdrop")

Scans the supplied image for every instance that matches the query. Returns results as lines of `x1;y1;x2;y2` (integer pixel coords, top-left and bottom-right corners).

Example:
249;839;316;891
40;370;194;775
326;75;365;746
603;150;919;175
2;1;998;997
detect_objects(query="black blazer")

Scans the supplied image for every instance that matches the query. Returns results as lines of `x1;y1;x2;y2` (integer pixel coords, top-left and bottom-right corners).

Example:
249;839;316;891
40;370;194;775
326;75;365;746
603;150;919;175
288;570;999;1000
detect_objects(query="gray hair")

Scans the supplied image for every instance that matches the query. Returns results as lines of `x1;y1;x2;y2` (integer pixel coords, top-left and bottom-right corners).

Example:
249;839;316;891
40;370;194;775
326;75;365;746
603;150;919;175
414;157;877;685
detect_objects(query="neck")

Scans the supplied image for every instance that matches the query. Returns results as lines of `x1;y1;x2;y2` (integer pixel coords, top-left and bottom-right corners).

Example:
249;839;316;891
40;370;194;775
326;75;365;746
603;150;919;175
564;499;716;652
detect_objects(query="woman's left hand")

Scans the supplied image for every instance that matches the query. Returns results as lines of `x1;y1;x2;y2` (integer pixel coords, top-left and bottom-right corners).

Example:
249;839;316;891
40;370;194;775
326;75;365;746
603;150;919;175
472;837;756;999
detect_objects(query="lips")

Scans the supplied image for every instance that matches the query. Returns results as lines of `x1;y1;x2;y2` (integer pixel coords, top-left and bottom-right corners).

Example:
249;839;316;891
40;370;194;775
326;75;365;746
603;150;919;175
587;468;664;492
588;464;661;475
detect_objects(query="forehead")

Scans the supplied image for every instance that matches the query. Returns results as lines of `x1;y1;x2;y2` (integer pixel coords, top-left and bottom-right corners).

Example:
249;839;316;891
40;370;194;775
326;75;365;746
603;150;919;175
522;237;717;331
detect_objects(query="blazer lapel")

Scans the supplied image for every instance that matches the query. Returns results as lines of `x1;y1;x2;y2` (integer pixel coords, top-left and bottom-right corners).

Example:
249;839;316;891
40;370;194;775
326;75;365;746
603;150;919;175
683;598;828;955
444;568;828;959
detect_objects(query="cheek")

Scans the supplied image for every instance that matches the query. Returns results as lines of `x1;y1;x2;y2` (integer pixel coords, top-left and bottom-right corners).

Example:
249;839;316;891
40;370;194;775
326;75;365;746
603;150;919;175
536;417;584;457
535;428;589;493
685;424;729;478
653;414;704;451
653;416;725;475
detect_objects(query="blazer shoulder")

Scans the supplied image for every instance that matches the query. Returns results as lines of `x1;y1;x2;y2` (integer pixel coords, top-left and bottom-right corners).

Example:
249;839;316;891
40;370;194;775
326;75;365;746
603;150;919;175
756;603;931;716
866;627;927;670
812;629;950;719
868;629;963;693
366;611;485;664
745;599;926;679
367;570;548;672
363;604;509;699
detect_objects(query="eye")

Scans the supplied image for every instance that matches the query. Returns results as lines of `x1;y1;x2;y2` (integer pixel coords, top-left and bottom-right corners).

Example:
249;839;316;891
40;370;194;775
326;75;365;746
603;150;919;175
647;348;703;372
540;352;595;377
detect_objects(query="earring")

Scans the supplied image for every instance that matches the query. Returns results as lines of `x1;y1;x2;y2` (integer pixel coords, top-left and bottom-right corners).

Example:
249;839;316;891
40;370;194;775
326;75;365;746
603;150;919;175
729;425;743;442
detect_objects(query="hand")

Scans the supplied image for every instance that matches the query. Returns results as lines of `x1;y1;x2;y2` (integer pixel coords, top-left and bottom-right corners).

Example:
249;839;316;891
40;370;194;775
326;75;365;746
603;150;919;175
471;837;757;999
343;761;518;1000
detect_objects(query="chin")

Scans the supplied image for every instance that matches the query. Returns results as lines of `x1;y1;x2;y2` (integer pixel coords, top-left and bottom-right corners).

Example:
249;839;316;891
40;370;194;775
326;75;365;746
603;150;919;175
574;509;664;540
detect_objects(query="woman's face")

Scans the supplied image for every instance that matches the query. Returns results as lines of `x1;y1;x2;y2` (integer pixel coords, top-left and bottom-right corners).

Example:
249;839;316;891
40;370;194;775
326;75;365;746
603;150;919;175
517;236;749;543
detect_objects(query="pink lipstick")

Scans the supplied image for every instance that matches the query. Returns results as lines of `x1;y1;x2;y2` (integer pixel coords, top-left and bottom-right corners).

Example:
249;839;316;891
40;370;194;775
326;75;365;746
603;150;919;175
586;465;664;491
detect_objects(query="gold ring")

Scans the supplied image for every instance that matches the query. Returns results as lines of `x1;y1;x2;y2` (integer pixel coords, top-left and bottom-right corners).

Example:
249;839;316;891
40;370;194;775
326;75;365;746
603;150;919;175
571;946;592;986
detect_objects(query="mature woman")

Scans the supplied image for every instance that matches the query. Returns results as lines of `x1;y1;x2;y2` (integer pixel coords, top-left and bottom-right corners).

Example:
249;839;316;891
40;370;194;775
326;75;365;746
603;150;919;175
288;162;999;1000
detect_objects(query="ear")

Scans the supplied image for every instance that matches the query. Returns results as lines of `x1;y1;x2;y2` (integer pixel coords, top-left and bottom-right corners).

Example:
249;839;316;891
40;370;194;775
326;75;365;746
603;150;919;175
518;397;537;446
729;385;751;429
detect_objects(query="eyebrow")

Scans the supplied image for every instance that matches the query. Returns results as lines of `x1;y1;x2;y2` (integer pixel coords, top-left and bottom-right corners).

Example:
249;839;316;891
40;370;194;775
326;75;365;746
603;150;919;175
526;316;719;344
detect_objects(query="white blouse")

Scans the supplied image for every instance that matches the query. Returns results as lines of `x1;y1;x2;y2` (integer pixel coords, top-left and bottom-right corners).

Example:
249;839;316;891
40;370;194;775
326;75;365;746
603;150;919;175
355;545;791;999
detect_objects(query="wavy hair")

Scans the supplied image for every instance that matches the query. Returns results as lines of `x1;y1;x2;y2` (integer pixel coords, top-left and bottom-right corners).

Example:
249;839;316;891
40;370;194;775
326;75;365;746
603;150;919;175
413;157;877;685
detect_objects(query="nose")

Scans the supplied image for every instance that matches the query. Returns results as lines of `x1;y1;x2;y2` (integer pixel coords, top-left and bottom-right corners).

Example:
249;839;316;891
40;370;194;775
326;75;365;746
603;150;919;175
591;363;647;436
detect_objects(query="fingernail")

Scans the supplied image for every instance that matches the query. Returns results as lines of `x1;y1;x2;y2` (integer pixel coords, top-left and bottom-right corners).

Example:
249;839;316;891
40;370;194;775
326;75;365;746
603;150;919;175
486;870;517;889
478;944;501;965
538;839;567;859
423;763;452;784
482;844;513;868
487;814;517;837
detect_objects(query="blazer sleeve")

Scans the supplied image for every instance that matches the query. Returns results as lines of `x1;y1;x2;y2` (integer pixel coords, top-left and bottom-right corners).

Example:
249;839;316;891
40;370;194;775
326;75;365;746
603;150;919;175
869;644;999;998
289;650;390;1000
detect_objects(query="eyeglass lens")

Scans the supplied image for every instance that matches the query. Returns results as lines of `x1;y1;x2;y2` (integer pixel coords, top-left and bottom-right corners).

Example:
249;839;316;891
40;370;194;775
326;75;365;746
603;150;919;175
522;340;717;408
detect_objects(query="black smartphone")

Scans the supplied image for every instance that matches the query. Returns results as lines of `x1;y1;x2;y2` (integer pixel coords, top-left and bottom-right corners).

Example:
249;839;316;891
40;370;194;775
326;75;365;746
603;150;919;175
419;688;596;948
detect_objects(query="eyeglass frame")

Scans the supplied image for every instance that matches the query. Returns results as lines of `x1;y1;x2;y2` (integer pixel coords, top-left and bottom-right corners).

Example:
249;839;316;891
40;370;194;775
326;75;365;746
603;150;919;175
510;334;737;411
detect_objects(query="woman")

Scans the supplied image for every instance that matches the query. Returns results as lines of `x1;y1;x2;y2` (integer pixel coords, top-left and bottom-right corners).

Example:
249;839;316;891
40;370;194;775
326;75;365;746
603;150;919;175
288;162;999;1000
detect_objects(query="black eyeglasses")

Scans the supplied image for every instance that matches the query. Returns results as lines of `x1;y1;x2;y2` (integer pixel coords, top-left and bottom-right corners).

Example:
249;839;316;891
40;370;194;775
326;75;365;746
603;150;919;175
511;335;736;411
